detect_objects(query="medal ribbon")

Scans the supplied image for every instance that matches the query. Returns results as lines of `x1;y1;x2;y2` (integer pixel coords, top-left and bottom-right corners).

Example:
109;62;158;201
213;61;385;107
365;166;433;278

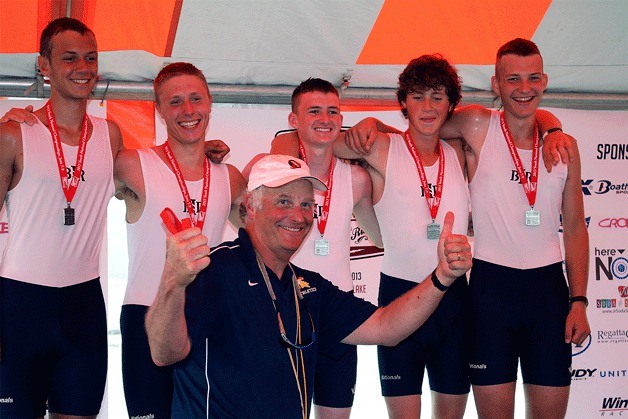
298;141;334;237
46;101;89;207
499;112;539;209
403;131;444;222
163;142;210;231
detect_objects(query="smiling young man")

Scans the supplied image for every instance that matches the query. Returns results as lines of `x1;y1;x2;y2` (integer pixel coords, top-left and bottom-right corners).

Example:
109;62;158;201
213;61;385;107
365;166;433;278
0;18;123;418
453;38;590;419
145;154;473;418
266;78;382;419
114;62;245;418
332;55;471;419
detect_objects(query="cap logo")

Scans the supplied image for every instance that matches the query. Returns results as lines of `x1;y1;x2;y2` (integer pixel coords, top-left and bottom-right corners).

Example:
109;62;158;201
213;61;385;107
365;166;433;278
288;159;302;169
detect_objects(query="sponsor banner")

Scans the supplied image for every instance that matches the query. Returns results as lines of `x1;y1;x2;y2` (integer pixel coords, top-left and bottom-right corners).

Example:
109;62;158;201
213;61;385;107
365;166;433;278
550;108;628;418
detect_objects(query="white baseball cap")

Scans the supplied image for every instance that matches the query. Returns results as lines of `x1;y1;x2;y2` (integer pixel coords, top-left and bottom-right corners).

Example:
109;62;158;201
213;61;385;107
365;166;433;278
247;155;327;192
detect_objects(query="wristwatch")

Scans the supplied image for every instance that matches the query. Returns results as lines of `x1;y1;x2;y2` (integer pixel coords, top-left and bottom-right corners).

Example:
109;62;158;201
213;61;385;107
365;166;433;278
569;296;588;307
431;270;449;292
542;127;563;140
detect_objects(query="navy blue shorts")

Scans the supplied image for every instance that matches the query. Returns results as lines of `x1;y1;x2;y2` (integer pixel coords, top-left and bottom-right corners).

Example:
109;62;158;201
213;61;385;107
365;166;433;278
377;273;471;396
0;277;107;418
313;345;357;408
121;304;174;418
468;259;571;387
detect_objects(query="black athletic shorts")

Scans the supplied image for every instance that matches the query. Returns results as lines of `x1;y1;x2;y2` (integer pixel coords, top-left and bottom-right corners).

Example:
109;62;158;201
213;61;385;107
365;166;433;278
121;304;175;418
377;273;471;396
468;259;571;387
0;277;107;418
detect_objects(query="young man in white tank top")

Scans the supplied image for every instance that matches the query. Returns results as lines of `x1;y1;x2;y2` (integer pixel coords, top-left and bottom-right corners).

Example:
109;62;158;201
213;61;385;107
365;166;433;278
250;78;382;419
114;62;246;418
333;55;471;419
446;38;589;419
0;18;123;418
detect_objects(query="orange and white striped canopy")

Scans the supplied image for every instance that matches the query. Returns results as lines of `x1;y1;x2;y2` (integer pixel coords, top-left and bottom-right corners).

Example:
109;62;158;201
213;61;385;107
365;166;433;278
0;0;625;93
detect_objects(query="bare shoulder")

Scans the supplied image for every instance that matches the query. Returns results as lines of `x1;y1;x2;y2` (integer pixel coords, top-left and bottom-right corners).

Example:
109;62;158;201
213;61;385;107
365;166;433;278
449;105;491;153
0;122;24;195
226;163;247;199
349;162;373;196
106;119;125;157
113;148;142;185
115;148;141;170
0;121;23;158
270;131;299;156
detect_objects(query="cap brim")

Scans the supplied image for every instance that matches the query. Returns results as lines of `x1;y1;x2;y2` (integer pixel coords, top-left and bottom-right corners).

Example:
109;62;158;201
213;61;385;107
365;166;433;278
262;175;327;191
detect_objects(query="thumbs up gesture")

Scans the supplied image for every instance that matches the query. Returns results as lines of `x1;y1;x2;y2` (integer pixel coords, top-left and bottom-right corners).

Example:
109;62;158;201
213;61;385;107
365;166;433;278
436;211;472;286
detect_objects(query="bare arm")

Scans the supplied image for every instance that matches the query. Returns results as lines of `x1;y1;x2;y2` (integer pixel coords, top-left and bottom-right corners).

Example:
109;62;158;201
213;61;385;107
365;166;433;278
440;105;491;156
227;164;247;229
107;119;125;160
536;109;575;172
113;148;146;223
350;164;382;248
0;105;37;125
333;129;390;174
204;139;230;163
145;227;211;366
338;117;400;156
560;138;590;345
270;131;300;157
0;123;22;211
342;212;472;346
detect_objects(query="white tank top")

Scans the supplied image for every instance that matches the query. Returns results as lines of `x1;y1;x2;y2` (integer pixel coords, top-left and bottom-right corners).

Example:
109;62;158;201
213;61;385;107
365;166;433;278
375;134;469;283
291;158;354;291
469;111;567;268
124;148;231;306
0;116;114;287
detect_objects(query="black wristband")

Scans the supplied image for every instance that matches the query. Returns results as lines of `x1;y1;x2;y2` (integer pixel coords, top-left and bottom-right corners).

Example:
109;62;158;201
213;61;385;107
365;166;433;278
431;270;449;292
542;127;563;140
570;296;588;307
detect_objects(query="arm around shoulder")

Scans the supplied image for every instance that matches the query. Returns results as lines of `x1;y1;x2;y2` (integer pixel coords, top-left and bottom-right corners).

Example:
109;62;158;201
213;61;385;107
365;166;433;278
270;131;300;157
442;105;491;154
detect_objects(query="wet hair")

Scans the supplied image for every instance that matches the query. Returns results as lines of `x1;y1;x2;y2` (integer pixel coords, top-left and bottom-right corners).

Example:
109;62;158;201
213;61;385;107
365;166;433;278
153;62;210;104
291;78;339;112
495;38;542;75
40;17;95;59
397;54;461;119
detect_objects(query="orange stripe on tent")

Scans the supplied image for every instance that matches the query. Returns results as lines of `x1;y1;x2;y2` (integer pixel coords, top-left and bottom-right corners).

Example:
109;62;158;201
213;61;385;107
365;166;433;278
106;100;156;150
84;0;178;55
357;0;552;65
0;2;42;53
70;0;92;27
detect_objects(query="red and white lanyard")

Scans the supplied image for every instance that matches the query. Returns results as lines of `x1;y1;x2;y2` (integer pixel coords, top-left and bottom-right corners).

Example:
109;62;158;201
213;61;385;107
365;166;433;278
403;131;444;222
163;142;210;231
46;101;89;207
499;113;539;209
298;141;335;238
